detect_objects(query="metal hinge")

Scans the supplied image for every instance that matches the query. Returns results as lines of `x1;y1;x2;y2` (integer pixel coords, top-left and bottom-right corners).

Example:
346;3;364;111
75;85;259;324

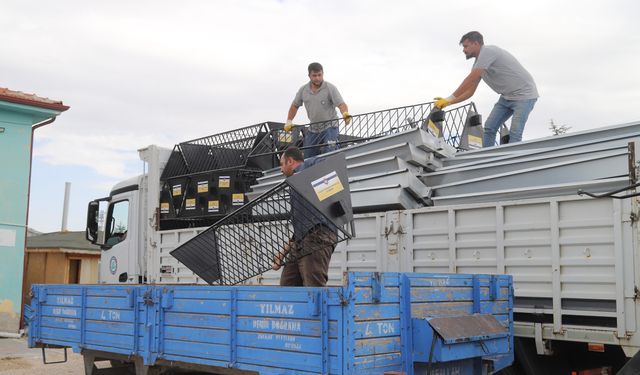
142;290;155;306
384;221;405;237
337;289;352;306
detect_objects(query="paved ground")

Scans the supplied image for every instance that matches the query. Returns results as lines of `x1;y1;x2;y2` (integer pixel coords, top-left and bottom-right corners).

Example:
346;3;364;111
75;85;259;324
0;338;214;375
0;337;122;375
0;337;83;374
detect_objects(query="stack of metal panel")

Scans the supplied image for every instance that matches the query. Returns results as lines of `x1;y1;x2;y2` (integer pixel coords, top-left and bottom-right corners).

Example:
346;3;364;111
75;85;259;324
248;103;483;213
423;121;640;205
248;127;450;213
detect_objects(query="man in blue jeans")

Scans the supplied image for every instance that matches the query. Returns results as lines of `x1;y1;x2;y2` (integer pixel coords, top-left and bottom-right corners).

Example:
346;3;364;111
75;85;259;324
285;62;351;157
435;31;538;146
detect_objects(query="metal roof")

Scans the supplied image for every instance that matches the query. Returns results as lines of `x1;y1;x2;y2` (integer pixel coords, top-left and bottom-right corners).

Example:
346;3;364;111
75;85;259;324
26;231;100;251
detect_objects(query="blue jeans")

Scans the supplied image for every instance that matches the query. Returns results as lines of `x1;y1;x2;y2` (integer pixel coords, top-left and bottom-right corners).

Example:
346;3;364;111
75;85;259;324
483;97;537;147
303;126;339;158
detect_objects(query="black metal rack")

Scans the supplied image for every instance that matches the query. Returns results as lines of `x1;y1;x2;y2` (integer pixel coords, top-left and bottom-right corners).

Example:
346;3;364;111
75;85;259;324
170;180;351;285
160;102;480;180
160;122;282;180
158;102;482;229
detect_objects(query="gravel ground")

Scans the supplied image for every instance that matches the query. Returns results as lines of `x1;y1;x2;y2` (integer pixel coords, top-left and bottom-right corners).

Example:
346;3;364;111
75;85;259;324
0;338;121;375
0;338;219;375
1;338;82;374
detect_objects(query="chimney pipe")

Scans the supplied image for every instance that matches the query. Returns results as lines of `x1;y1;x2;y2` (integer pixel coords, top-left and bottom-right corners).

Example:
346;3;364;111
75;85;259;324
61;182;71;232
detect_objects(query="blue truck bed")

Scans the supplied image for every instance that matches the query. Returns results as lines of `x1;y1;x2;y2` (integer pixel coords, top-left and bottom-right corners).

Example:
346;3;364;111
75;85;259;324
26;272;513;375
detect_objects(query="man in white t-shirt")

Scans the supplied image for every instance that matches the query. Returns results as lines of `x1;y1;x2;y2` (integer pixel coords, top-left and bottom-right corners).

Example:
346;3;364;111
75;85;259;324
435;31;538;146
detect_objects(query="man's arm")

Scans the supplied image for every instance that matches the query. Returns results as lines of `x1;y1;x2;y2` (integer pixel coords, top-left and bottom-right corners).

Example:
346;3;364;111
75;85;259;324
451;68;483;102
337;103;351;124
284;105;299;131
436;68;484;108
287;104;299;122
272;241;294;271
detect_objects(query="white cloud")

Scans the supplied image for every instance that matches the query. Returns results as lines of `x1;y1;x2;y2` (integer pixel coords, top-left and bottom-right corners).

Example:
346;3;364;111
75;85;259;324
1;0;638;231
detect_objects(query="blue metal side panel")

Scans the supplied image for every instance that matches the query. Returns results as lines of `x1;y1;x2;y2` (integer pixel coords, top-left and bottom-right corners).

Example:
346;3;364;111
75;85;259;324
156;285;343;374
347;272;404;374
29;285;140;357
345;272;513;374
27;272;513;375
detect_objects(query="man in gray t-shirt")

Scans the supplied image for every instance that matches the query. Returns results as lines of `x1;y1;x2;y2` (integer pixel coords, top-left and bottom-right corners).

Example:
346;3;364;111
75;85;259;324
435;31;539;146
285;62;351;158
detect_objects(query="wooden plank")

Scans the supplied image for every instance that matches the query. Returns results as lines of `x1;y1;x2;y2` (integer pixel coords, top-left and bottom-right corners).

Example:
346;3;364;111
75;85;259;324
79;258;98;284
44;253;68;283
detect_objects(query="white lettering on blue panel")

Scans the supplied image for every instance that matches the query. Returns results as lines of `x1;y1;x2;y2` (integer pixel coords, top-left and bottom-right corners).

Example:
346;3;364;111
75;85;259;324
52;308;77;317
284;342;302;350
258;303;294;315
53;317;77;329
271;320;301;332
365;323;373;336
431;279;449;286
376;322;395;334
274;334;296;342
56;296;74;305
252;319;269;330
100;310;121;321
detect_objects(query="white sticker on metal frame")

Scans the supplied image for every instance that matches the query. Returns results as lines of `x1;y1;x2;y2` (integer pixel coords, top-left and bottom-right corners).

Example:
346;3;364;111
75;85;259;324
311;171;344;202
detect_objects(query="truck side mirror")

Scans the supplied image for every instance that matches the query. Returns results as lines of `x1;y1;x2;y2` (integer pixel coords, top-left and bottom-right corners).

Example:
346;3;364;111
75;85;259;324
87;199;109;245
86;201;100;243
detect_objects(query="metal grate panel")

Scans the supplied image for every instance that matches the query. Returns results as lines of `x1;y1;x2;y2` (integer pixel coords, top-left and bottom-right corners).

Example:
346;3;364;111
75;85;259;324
170;181;350;285
161;122;273;179
161;102;482;181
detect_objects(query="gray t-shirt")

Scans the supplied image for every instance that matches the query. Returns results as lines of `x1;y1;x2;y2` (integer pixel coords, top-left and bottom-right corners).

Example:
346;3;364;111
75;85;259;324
292;81;345;132
473;45;539;100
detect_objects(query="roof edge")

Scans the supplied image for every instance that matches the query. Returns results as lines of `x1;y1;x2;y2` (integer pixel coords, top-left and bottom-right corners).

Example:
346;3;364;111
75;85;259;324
0;88;69;112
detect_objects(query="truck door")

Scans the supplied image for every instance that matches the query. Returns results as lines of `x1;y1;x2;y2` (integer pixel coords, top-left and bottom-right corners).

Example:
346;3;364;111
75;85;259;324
100;195;134;283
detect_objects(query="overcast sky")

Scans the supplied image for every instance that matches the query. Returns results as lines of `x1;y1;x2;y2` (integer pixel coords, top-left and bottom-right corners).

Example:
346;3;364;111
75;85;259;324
2;0;638;233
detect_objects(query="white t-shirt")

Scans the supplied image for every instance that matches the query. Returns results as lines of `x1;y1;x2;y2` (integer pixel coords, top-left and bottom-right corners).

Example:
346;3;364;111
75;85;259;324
474;45;539;100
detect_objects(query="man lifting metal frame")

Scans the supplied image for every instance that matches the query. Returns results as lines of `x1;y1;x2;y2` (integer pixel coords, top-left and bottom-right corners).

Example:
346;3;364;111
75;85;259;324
171;152;353;286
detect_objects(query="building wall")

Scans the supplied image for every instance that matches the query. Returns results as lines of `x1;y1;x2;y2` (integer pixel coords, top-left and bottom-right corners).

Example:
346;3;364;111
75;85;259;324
78;257;99;283
0;99;62;334
0;110;34;334
22;250;100;306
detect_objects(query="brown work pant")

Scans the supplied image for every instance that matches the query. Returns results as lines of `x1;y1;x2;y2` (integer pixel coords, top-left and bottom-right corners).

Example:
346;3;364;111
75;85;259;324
279;227;337;287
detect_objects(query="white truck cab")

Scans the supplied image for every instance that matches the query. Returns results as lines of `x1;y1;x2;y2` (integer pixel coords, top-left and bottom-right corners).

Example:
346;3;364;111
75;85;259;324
86;145;172;283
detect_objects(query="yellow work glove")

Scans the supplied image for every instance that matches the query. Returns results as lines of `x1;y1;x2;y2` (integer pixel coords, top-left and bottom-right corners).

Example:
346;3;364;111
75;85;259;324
434;96;454;109
283;120;293;132
342;111;352;125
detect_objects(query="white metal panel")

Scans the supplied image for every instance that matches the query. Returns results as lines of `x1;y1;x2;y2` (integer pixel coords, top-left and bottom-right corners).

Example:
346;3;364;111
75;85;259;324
156;228;204;284
398;195;638;346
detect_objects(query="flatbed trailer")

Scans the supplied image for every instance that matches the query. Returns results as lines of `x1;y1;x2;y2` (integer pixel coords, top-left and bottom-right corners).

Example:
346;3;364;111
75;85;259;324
26;272;513;375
